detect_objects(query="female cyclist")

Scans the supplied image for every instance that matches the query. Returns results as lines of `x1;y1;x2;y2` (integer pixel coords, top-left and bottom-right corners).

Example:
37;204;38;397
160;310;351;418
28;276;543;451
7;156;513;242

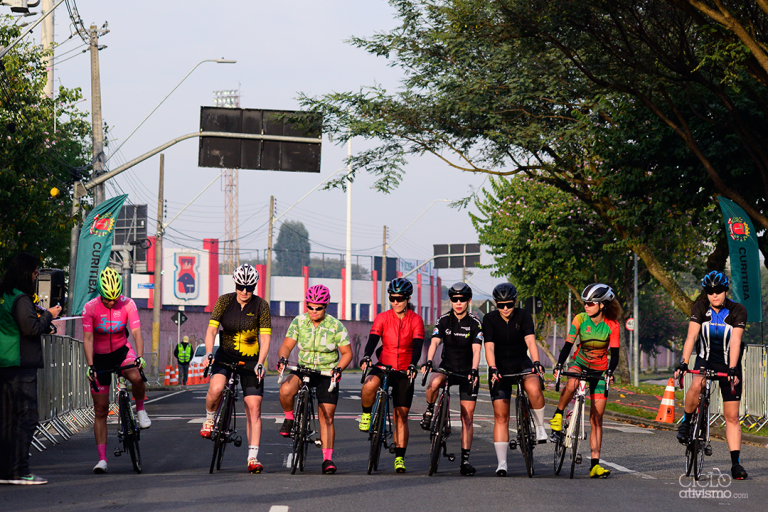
674;271;748;480
82;268;148;474
420;282;482;476
277;284;352;474
550;283;621;479
359;277;425;473
200;264;271;474
483;283;547;477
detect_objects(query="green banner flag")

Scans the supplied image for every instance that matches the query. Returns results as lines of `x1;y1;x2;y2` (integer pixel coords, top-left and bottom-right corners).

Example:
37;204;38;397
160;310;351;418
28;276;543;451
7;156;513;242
717;197;763;322
71;195;129;315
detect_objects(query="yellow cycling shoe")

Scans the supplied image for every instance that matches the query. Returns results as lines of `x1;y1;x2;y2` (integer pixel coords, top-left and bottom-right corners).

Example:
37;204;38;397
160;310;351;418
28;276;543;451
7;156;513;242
359;412;372;432
550;413;563;432
590;464;611;478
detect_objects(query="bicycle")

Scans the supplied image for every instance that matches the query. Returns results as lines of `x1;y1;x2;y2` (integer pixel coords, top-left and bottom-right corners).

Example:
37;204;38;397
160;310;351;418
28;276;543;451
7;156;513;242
203;361;245;474
90;362;147;474
679;369;733;481
422;367;470;476
552;369;607;479
361;364;411;474
498;369;538;478
278;364;336;475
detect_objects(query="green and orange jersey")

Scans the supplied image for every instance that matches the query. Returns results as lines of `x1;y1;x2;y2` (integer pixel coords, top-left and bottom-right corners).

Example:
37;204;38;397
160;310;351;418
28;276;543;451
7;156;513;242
566;312;620;371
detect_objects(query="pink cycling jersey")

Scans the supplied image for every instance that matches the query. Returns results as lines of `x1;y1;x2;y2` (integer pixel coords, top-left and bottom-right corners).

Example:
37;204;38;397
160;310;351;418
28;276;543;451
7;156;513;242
82;296;141;354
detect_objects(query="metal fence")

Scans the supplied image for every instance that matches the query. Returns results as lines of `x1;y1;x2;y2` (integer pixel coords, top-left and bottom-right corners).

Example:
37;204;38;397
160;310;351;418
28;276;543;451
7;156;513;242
30;334;95;452
683;344;768;432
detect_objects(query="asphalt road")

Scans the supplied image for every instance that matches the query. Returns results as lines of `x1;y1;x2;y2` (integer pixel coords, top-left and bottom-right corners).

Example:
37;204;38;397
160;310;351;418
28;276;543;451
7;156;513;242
2;376;766;512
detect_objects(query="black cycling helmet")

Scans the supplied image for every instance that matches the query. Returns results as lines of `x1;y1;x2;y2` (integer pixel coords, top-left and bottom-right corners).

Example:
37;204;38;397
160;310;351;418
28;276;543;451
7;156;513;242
701;270;729;290
387;277;413;297
492;283;517;302
581;283;615;303
448;282;473;299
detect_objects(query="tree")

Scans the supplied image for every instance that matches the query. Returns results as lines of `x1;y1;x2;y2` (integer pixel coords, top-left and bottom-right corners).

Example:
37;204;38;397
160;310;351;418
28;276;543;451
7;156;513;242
0;17;92;270
273;220;310;276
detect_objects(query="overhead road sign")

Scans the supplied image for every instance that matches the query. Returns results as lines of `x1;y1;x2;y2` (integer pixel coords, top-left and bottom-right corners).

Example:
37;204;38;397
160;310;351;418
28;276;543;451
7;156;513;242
433;243;481;269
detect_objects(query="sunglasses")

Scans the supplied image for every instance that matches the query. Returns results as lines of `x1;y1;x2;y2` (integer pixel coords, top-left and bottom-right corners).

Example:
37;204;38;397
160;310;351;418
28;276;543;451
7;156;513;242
496;302;514;310
389;295;407;303
307;305;326;312
450;296;469;303
584;301;599;307
705;287;727;295
235;284;255;293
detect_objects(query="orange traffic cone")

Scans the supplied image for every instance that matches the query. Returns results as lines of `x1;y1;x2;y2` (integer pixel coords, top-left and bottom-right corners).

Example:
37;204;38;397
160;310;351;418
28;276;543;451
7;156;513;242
163;365;171;386
190;364;199;385
655;378;676;423
170;367;178;386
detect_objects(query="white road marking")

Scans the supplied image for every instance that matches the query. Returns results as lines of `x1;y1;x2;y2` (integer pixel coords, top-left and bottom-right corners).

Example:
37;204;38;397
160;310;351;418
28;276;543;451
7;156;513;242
603;425;653;434
270;506;290;512
275;418;283;424
283;454;293;468
144;390;186;404
601;460;656;479
344;395;361;400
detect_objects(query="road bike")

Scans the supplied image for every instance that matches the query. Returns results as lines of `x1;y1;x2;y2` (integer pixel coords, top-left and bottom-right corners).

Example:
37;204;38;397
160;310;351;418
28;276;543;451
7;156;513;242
90;362;147;474
680;369;732;480
498;369;538;478
203;361;245;474
361;364;410;474
552;369;607;479
278;364;336;474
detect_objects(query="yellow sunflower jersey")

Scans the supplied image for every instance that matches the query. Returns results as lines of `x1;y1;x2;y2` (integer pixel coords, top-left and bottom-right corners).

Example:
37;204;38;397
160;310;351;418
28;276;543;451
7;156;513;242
209;292;271;360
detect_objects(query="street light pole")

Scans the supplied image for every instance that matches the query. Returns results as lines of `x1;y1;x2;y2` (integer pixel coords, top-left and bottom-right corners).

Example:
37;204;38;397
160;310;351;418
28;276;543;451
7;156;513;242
345;138;352;320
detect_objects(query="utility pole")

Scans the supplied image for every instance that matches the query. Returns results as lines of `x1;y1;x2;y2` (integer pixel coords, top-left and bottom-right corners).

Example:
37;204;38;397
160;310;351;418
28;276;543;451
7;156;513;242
40;0;55;99
87;23;109;206
265;196;275;305
380;225;387;313
345;138;352;320
633;252;640;387
151;155;164;378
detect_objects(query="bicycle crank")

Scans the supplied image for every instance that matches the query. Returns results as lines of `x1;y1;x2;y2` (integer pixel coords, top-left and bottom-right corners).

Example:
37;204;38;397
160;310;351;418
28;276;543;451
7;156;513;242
233;436;243;447
575;454;582;464
509;440;517;450
704;444;713;456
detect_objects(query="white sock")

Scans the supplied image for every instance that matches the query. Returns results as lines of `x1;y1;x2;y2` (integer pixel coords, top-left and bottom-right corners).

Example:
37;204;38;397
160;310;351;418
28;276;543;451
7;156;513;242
206;410;215;421
248;446;259;460
494;442;507;465
532;407;545;428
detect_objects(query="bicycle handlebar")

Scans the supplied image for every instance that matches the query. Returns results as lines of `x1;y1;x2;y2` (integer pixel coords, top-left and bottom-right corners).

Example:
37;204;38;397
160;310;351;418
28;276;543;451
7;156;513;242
278;364;336;392
678;369;734;394
554;369;605;392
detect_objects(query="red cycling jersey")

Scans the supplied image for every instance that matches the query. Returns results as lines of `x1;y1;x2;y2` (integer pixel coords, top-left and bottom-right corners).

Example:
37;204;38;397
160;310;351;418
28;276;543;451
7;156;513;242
81;296;141;354
370;309;425;371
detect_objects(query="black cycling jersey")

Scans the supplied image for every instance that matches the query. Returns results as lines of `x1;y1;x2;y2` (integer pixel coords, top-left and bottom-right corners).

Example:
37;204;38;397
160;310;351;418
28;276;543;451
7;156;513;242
482;308;534;373
689;298;747;366
209;293;272;361
432;311;483;373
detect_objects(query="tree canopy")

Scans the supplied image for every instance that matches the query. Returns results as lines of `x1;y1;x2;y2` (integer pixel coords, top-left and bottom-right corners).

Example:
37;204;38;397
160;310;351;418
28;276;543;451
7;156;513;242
274;220;311;276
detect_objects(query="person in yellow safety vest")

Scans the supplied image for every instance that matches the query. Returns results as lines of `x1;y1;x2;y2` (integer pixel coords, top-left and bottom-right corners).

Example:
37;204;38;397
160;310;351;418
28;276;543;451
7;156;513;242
174;336;192;386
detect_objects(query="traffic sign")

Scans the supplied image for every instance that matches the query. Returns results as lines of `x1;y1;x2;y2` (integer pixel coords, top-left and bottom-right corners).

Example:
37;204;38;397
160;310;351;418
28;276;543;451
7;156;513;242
172;311;188;326
478;300;496;315
625;318;635;331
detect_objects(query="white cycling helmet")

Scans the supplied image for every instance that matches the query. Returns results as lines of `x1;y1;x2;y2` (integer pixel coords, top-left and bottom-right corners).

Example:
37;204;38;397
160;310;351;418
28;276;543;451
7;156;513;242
233;263;259;286
581;283;615;303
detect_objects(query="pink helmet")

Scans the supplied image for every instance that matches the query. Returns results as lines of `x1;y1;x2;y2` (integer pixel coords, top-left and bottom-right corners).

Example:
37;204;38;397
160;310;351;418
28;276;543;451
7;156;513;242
305;284;331;305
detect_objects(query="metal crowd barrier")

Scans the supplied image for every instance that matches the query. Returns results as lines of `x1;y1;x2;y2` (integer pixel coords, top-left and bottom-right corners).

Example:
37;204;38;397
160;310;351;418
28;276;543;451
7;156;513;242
682;345;768;433
31;334;94;452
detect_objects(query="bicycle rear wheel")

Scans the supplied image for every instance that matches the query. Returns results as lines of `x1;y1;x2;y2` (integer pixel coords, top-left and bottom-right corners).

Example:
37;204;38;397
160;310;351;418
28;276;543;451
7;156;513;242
291;391;306;475
517;396;534;478
569;404;581;479
428;394;447;476
367;392;385;475
120;393;141;474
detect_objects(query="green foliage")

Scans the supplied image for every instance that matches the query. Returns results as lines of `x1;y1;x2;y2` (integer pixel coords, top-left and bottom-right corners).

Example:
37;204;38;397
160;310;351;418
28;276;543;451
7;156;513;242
273;220;311;276
0;17;91;270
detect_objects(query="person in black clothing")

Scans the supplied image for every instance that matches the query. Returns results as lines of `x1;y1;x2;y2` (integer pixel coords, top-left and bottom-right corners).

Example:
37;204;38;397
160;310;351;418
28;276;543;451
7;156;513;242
420;283;482;476
483;283;547;477
0;252;61;485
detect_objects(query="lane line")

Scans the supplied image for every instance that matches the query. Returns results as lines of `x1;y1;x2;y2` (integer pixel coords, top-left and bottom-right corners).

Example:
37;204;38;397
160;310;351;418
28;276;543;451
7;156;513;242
270;506;290;512
601;460;656;479
145;390;186;404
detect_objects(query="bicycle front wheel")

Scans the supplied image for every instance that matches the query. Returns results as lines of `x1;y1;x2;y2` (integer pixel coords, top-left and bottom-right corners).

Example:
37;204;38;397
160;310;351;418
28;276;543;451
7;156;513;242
517;396;534;478
291;391;306;475
692;403;707;480
428;394;447;476
553;430;566;475
210;390;230;474
569;406;581;479
367;393;385;475
217;392;233;471
299;396;312;473
120;393;141;474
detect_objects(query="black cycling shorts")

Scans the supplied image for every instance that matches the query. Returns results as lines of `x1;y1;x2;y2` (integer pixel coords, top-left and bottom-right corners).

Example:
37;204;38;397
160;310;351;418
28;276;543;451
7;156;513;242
93;345;133;389
369;366;414;409
438;368;479;402
287;370;339;405
210;358;263;398
693;358;742;402
491;357;534;402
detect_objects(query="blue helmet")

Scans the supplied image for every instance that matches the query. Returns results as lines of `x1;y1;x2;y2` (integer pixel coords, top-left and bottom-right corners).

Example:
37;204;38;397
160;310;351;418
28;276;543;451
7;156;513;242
702;271;729;290
387;277;413;297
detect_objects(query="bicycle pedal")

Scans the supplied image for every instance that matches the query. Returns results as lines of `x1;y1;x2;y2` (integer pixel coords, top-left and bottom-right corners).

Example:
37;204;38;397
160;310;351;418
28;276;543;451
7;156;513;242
508;440;517;450
447;454;455;462
575;454;582;464
234;436;242;448
389;446;396;454
113;449;121;457
314;439;323;447
704;445;713;456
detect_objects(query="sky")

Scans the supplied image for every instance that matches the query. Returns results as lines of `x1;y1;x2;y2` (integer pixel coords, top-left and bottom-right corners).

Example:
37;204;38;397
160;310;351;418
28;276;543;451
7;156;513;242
28;0;501;298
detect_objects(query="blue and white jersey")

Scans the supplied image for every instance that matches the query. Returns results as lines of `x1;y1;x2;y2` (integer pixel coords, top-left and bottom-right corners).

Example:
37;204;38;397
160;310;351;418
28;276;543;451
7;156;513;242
689;298;747;365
